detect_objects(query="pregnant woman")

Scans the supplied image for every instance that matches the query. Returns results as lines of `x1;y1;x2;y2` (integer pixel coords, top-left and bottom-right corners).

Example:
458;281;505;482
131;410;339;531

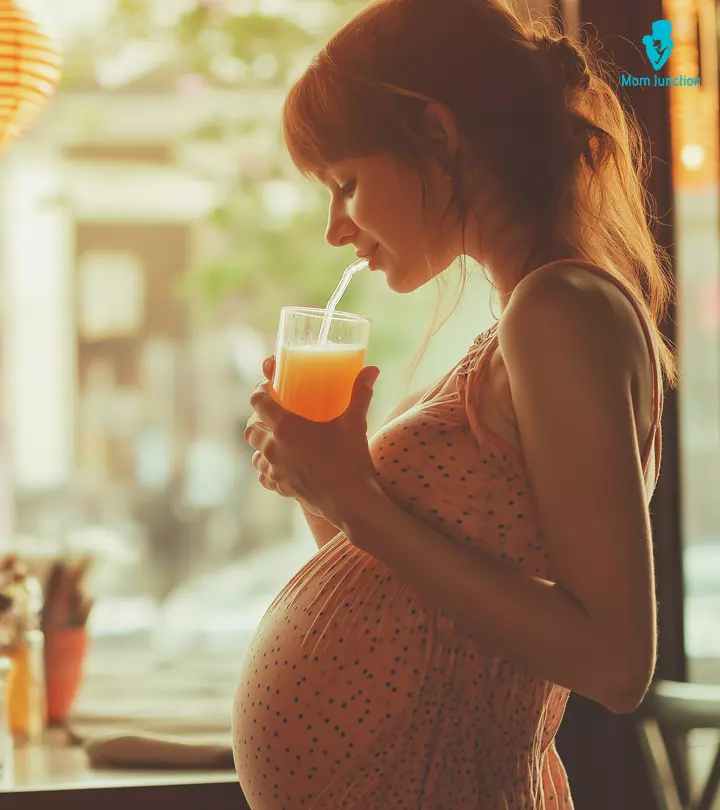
236;0;679;807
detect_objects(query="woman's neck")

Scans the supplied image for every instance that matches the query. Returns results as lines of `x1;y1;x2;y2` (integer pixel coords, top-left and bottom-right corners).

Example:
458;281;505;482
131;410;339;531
487;240;589;315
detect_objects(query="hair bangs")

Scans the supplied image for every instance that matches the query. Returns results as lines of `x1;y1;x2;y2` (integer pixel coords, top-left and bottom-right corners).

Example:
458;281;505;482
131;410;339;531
282;65;376;181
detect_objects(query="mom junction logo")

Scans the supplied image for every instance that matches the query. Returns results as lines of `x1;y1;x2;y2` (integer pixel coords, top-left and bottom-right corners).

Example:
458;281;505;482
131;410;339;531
621;20;701;88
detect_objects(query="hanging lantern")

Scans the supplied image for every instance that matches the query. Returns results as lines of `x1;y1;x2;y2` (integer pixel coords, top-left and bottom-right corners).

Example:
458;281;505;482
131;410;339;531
0;0;62;154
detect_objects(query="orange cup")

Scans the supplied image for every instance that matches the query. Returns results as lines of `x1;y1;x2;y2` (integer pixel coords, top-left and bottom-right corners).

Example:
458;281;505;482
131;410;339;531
44;627;89;725
271;307;372;422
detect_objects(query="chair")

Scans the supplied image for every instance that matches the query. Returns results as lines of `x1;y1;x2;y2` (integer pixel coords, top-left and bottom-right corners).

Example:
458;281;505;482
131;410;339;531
634;679;720;810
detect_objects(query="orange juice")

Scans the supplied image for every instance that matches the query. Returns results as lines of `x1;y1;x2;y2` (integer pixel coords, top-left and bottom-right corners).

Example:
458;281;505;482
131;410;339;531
271;343;367;421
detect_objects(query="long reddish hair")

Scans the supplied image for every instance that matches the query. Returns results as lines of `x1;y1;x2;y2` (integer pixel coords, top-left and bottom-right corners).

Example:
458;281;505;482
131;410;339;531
282;0;680;390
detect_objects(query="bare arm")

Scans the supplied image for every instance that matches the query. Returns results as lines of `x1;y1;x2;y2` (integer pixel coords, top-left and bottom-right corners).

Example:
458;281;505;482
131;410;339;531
301;383;431;550
338;273;657;714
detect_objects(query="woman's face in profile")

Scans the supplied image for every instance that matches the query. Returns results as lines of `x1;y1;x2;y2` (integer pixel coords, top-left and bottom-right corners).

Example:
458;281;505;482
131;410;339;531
320;154;462;292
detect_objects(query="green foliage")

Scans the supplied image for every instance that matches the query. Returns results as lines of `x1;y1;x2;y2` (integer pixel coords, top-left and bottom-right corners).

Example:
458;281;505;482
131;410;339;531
70;0;367;334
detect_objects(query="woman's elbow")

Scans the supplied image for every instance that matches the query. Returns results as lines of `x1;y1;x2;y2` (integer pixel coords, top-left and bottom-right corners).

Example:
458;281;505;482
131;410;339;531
605;664;654;715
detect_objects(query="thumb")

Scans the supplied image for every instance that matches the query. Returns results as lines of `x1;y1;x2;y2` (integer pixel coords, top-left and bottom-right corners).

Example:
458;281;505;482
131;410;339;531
349;366;380;416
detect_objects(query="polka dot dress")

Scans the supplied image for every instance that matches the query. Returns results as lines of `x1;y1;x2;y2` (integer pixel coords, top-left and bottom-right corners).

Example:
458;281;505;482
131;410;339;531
232;261;664;809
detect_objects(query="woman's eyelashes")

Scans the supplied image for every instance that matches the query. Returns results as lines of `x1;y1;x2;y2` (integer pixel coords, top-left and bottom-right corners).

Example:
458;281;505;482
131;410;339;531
340;179;356;198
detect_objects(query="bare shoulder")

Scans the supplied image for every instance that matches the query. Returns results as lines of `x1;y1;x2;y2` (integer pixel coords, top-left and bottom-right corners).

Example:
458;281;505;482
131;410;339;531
500;262;649;377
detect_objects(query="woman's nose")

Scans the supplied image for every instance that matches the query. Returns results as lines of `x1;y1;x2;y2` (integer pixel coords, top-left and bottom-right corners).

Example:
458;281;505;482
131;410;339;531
325;205;357;248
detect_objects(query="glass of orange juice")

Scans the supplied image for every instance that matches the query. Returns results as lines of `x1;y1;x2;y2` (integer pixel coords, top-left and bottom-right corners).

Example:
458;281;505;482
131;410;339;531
270;307;372;422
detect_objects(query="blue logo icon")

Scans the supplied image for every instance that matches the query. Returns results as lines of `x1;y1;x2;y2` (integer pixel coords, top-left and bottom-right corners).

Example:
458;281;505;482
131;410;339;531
642;20;674;71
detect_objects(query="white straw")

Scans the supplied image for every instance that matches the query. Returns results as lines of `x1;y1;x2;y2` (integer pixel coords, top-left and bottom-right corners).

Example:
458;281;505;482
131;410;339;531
317;258;370;345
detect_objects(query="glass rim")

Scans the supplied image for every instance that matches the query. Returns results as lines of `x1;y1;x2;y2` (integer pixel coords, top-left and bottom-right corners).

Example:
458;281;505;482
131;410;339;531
280;306;372;325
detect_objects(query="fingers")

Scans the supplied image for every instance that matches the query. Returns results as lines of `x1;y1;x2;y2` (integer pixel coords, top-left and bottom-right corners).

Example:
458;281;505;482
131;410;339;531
251;450;264;471
253;358;284;497
251;449;289;497
244;413;263;446
262;355;276;381
257;467;290;498
258;472;276;492
260;474;290;497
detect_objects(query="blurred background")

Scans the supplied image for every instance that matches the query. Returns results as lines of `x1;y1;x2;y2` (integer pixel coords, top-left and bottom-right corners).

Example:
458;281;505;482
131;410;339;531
0;0;502;738
0;0;717;775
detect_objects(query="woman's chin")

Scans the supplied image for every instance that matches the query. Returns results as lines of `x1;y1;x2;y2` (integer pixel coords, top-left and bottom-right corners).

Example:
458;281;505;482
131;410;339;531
386;266;430;294
386;272;427;295
373;257;430;293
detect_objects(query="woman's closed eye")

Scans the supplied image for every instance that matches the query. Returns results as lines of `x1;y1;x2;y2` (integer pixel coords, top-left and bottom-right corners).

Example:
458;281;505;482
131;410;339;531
340;179;357;198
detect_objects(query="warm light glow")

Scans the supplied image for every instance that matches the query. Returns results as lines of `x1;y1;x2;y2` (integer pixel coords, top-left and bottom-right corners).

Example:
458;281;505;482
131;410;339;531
665;0;719;189
0;0;62;153
681;143;706;170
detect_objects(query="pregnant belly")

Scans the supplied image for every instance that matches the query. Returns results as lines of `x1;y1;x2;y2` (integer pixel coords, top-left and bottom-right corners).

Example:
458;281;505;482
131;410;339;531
231;535;441;810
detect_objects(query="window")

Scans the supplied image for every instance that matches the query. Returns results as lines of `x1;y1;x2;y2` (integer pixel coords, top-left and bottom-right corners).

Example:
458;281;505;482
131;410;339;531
0;1;496;752
669;0;720;683
668;0;720;793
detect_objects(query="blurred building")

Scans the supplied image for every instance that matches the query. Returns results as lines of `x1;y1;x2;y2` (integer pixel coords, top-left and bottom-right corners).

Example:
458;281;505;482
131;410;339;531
0;65;293;600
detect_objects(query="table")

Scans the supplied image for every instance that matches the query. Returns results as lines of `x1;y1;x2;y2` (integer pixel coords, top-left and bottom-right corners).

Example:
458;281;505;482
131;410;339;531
0;734;246;810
